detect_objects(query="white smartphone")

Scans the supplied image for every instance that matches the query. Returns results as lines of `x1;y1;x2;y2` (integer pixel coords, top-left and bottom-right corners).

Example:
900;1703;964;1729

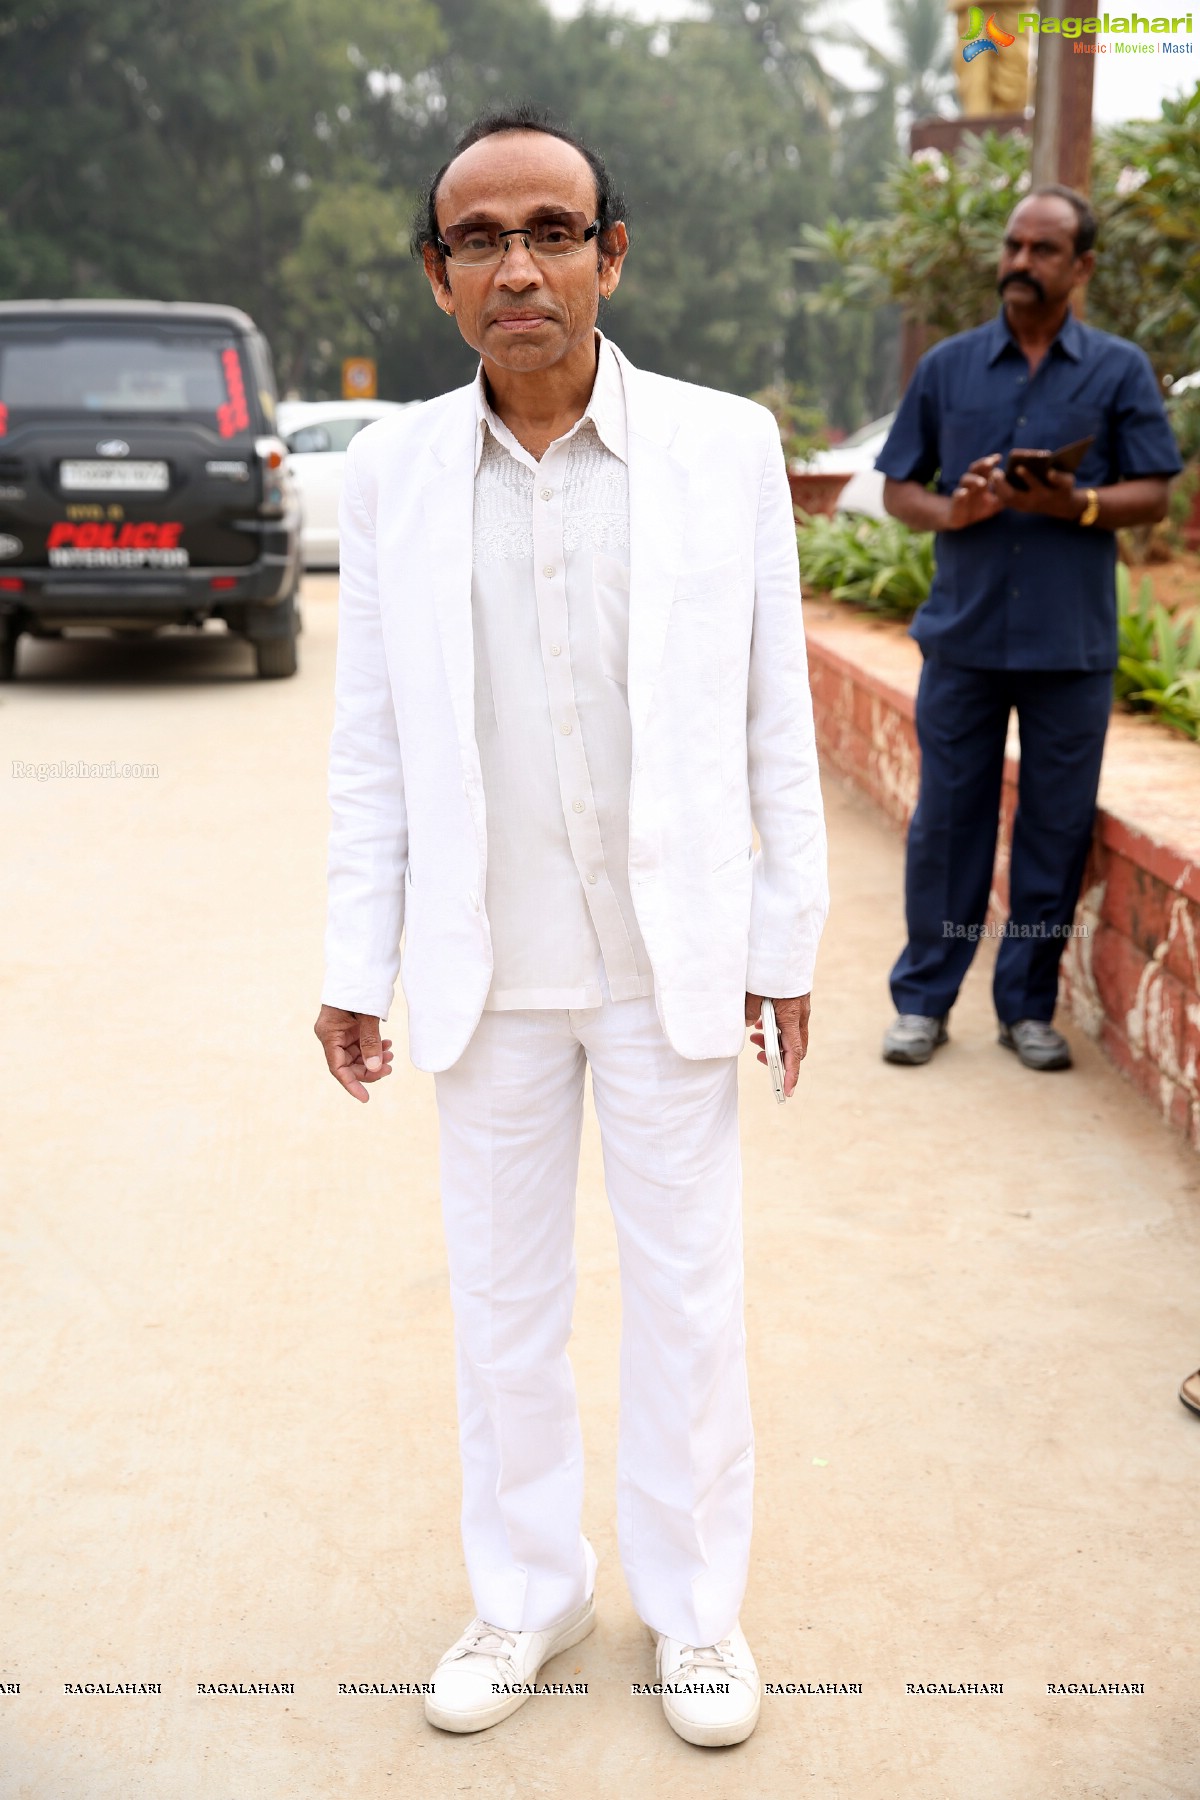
761;998;788;1104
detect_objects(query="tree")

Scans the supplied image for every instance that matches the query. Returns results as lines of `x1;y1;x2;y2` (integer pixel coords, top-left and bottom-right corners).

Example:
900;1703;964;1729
345;0;842;396
829;0;956;133
699;0;848;124
797;129;1028;345
0;0;896;409
1089;85;1200;382
0;0;441;349
278;178;420;395
797;89;1200;398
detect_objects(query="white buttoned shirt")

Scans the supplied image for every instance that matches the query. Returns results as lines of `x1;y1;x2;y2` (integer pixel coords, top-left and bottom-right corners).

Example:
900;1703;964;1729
470;332;656;1010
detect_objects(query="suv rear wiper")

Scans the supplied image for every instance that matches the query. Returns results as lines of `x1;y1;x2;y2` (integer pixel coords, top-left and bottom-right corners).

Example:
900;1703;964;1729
93;410;190;422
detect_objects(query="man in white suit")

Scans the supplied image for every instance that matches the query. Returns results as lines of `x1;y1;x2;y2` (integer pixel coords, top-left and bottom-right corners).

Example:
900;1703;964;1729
314;107;828;1748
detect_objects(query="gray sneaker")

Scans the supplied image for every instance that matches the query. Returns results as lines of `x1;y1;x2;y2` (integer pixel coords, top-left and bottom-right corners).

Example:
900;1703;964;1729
882;1013;948;1065
998;1019;1072;1070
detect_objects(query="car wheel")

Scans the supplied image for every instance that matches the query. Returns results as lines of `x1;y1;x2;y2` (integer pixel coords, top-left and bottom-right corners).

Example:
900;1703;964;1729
0;625;19;681
248;588;299;678
254;630;298;679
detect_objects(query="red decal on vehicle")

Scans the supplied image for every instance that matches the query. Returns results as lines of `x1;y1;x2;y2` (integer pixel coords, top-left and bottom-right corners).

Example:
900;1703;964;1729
0;402;7;437
48;521;185;549
218;347;250;438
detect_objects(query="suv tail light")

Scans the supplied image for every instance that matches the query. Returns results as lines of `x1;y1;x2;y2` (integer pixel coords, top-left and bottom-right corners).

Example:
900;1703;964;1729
255;435;288;517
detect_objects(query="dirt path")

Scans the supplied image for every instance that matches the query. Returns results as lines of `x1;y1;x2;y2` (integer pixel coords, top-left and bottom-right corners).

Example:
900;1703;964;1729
2;577;1197;1799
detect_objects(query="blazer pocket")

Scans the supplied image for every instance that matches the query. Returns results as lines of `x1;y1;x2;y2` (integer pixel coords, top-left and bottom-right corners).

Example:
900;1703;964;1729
592;549;630;686
711;842;753;874
674;554;749;602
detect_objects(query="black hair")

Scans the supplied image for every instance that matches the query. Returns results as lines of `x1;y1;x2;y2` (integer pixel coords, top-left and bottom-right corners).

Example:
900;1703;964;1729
1028;183;1098;256
410;104;628;261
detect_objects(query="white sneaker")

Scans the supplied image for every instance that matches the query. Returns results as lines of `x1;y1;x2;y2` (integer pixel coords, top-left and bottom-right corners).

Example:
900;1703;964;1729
655;1622;761;1746
424;1594;596;1734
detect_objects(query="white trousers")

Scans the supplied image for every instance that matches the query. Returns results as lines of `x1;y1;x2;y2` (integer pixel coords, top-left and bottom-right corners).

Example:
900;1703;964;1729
433;962;754;1647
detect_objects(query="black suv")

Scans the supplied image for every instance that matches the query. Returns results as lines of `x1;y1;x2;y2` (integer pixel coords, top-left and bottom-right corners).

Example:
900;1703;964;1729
0;299;303;678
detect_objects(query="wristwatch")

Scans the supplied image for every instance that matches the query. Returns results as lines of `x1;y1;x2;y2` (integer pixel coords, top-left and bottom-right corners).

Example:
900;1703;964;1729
1078;487;1101;527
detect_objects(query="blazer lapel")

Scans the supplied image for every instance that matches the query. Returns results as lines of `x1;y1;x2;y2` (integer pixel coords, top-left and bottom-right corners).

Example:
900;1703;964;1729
421;388;487;856
413;352;690;819
615;348;690;758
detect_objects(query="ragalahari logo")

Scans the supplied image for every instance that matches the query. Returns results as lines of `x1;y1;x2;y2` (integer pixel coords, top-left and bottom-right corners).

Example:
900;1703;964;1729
961;8;1018;57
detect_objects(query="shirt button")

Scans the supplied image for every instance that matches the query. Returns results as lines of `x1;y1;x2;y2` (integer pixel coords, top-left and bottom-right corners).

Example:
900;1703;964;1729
1017;416;1026;426
549;643;561;656
560;722;573;735
543;564;557;578
572;799;585;813
540;487;554;501
586;872;597;884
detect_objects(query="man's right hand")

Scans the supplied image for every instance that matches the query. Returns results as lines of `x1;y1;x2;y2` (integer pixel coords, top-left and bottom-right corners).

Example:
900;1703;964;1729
884;461;1005;535
948;453;1006;530
314;1005;394;1104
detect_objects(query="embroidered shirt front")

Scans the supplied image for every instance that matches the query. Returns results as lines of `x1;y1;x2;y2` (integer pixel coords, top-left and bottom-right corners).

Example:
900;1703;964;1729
470;332;655;1009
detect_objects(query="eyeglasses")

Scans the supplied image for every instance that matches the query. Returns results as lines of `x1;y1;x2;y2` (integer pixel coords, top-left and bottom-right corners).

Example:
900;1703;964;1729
436;211;602;268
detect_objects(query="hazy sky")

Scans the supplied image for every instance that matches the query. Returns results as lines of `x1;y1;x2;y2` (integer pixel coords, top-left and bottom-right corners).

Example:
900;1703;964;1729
543;0;1198;124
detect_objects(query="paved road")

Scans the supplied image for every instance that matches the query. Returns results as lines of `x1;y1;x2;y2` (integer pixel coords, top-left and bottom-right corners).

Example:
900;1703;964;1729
2;577;1197;1799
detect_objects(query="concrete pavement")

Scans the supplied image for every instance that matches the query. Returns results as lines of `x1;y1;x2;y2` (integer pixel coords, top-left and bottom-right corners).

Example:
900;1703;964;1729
1;576;1197;1799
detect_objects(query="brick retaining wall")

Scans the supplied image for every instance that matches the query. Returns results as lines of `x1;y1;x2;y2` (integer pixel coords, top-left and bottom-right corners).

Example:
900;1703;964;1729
804;604;1200;1152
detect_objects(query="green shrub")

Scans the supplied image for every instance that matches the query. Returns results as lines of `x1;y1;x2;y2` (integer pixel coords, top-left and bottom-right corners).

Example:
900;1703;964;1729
797;512;1200;743
1115;563;1200;742
795;510;932;619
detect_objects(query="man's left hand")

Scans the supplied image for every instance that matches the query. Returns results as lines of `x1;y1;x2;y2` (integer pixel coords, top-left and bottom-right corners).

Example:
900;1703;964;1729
987;461;1086;519
745;992;811;1099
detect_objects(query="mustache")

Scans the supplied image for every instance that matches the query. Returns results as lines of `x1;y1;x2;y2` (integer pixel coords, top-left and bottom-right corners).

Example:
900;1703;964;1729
999;271;1046;303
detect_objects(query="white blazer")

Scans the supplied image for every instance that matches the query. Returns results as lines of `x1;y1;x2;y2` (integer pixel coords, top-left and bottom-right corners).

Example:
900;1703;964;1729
322;342;829;1071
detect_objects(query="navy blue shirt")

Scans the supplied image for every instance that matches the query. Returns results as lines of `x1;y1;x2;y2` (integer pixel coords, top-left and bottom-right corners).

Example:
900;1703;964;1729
875;307;1183;670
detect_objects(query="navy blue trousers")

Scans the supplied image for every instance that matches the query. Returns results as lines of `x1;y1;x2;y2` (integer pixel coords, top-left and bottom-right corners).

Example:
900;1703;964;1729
889;660;1113;1025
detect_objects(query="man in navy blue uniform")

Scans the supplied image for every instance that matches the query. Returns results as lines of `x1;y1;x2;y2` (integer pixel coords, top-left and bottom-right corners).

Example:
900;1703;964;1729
875;184;1182;1071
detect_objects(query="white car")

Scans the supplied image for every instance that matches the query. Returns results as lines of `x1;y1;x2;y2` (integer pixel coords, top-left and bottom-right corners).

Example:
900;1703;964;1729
801;412;896;521
277;399;414;566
